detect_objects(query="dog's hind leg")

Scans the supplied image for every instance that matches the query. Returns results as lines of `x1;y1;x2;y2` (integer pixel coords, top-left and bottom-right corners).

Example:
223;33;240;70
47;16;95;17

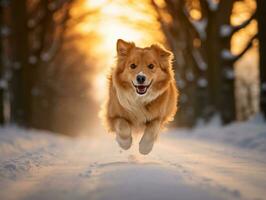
114;118;132;150
139;119;161;155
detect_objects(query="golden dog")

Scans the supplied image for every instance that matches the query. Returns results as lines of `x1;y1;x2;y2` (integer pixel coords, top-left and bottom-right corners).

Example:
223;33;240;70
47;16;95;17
101;39;178;154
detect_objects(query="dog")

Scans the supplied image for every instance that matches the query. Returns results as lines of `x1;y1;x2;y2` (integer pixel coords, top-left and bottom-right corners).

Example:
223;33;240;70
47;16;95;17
101;39;178;155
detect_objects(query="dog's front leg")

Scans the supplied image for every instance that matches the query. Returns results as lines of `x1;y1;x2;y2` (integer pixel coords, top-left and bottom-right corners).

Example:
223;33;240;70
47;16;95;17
139;119;161;155
114;118;132;150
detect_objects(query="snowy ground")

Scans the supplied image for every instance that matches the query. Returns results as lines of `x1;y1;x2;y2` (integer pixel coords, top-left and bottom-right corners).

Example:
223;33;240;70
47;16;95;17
0;116;266;200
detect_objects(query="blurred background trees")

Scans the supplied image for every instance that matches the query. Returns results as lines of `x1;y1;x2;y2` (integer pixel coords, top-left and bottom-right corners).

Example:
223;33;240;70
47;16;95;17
0;0;265;134
257;0;266;118
9;0;74;126
0;0;101;134
151;0;259;126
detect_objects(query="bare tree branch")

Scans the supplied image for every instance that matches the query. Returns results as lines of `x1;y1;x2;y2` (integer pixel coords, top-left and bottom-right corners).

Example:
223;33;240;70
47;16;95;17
232;12;256;34
150;0;178;55
199;0;210;18
221;12;256;38
229;34;258;63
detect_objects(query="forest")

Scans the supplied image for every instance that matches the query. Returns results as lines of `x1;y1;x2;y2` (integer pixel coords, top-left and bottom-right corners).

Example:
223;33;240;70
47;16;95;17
0;0;265;134
1;1;266;200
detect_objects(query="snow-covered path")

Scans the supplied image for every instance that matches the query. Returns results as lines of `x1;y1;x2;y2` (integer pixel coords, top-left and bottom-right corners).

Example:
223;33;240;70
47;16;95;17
0;127;266;200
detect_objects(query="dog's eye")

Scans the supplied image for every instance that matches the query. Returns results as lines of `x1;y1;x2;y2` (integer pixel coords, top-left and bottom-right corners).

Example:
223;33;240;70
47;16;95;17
148;64;154;69
130;63;137;69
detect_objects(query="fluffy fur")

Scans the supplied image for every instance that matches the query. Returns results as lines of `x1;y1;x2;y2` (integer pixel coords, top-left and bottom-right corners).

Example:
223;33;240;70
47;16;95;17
101;39;178;154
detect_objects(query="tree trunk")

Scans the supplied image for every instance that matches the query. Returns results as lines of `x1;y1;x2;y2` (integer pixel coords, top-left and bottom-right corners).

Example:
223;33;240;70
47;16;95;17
10;0;31;126
204;10;220;119
257;0;266;118
218;1;236;124
163;0;198;127
203;1;235;124
0;4;4;124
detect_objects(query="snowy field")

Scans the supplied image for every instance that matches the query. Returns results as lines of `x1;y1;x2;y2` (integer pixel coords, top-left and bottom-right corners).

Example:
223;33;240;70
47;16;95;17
0;116;266;200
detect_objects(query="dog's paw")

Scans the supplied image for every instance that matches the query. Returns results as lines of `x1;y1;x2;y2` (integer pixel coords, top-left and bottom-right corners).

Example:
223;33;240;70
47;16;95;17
116;135;132;150
139;138;154;155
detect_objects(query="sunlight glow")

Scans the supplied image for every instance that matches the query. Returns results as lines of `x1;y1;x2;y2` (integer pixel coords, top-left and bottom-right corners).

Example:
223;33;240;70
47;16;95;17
90;1;162;64
79;0;258;102
81;0;163;101
98;20;143;59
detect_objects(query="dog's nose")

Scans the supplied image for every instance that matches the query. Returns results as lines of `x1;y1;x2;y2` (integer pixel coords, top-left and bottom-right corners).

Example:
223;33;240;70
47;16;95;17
136;75;146;84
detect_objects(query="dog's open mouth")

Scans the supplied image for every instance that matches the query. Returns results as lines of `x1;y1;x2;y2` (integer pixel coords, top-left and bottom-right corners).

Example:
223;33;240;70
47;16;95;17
132;81;152;95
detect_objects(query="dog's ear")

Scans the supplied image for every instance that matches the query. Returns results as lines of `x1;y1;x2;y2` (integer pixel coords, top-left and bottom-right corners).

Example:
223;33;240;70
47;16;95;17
150;44;173;60
117;39;135;57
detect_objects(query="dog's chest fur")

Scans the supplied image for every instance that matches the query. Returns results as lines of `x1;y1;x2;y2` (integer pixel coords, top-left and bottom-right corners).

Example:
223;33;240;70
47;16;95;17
116;89;155;125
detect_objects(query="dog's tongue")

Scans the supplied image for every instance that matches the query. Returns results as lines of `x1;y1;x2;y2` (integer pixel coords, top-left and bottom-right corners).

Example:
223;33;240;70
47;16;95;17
137;85;147;94
137;86;146;90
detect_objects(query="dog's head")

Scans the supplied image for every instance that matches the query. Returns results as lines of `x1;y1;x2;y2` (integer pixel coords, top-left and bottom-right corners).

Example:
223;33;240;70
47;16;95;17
114;39;174;99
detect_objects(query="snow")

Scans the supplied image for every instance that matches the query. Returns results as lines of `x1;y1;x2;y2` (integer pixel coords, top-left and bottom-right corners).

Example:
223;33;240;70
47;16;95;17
13;62;21;70
180;94;188;103
221;49;235;60
192;50;207;71
206;0;219;11
31;87;40;96
220;24;232;37
192;19;207;40
0;117;266;200
177;79;186;89
171;114;266;153
224;68;235;79
41;52;51;61
197;77;208;88
186;70;194;82
0;79;8;89
28;55;37;64
262;83;266;91
0;26;10;37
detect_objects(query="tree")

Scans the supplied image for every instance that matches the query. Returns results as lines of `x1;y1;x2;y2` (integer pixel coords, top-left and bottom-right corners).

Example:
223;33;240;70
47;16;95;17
10;0;30;125
151;0;202;127
256;0;266;118
0;2;4;124
199;0;237;124
0;0;103;134
0;0;74;127
151;0;257;125
27;0;102;133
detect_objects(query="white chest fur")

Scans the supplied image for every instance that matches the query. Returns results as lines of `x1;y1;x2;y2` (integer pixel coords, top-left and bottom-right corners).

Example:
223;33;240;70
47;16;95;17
116;88;153;125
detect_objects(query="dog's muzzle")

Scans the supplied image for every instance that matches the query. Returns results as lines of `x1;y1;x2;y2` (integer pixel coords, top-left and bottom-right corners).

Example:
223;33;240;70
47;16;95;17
132;80;152;95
